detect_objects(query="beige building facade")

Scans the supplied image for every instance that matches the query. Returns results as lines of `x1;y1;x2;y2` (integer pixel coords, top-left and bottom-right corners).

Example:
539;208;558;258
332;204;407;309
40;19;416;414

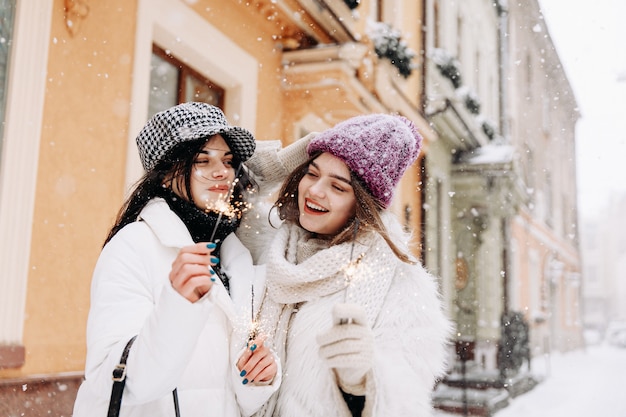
0;0;583;415
0;0;436;413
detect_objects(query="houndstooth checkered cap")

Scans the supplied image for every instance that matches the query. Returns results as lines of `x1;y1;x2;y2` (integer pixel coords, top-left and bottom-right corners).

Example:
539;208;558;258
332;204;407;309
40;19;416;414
136;102;256;171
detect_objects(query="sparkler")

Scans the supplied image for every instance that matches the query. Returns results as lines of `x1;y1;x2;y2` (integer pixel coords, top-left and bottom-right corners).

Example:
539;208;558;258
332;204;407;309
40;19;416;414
339;218;363;325
195;158;260;347
343;218;361;295
248;283;259;342
199;164;252;294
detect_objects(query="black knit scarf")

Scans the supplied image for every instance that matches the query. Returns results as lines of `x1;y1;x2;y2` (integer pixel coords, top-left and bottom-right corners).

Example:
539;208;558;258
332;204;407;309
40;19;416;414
156;188;241;293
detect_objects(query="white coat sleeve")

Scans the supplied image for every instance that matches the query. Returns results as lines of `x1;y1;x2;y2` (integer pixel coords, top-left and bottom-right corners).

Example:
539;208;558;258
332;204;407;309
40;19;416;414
82;224;216;404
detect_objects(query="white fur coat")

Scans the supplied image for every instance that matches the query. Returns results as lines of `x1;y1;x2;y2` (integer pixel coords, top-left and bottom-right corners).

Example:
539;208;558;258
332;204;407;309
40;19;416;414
252;221;452;417
238;137;452;416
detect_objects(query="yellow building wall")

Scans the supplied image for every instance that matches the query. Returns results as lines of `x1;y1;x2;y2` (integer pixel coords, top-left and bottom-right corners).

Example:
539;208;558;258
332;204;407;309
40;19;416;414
0;0;290;378
1;0;429;379
193;1;287;141
397;0;423;109
0;0;139;378
395;160;424;259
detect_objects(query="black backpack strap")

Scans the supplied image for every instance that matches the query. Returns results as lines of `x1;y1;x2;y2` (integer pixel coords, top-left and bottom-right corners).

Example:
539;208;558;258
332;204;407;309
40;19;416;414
107;336;137;417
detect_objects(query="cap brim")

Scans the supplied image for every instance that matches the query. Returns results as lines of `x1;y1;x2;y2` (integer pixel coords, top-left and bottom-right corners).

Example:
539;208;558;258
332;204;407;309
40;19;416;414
177;125;255;162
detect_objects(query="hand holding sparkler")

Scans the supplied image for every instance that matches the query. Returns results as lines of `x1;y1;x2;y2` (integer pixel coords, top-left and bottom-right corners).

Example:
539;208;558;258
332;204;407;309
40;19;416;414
235;334;277;385
169;242;219;303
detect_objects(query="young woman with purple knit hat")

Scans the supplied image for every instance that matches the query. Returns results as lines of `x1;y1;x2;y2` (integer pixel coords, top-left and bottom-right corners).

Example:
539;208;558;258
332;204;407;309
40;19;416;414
244;114;452;417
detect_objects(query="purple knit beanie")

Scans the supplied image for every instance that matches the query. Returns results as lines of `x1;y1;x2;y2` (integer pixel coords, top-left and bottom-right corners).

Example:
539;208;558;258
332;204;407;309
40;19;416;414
307;114;423;208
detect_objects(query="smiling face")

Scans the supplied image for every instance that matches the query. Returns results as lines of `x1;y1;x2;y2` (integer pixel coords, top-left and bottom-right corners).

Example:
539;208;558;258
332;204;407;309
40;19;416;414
297;152;357;237
171;134;236;211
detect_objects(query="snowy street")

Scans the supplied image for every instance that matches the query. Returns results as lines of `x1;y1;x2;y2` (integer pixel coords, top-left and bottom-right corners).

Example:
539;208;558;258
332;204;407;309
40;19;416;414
434;343;626;417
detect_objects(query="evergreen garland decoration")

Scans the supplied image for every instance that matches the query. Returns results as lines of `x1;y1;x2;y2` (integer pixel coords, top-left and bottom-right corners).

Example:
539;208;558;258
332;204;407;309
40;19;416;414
369;22;416;78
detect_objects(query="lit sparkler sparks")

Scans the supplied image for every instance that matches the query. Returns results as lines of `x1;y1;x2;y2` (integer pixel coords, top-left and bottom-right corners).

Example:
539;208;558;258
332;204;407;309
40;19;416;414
204;165;243;242
204;196;238;219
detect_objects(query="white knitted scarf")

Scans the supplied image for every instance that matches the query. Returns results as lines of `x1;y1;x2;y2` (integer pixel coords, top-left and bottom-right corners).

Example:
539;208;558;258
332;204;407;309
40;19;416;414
265;222;397;316
266;224;357;302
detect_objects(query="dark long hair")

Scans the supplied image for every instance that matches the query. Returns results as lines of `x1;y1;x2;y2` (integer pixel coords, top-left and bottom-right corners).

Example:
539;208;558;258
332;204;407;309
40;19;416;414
272;152;415;264
104;137;256;246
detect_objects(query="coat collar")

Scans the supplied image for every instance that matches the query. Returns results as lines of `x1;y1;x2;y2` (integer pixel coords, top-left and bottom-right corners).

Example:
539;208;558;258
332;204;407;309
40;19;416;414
139;198;194;248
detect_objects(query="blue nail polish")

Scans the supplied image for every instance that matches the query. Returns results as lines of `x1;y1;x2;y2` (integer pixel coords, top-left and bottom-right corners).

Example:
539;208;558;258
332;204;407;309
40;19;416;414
210;257;219;263
206;242;216;249
242;378;248;385
240;370;246;377
250;344;257;352
208;268;215;274
210;277;216;282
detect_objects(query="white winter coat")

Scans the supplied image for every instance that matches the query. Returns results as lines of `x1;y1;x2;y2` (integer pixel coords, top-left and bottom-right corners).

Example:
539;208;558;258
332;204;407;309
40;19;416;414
253;222;452;417
72;198;279;417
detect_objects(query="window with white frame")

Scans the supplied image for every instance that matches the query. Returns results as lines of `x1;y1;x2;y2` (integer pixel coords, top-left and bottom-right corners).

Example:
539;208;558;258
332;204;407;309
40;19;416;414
149;45;225;118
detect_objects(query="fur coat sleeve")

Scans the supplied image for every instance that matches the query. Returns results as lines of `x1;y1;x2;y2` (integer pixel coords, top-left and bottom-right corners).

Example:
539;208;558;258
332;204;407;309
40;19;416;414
252;220;452;417
359;215;452;416
364;261;452;417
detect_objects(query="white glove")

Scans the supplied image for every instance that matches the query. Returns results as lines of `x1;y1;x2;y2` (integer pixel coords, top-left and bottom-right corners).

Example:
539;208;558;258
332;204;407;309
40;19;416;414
316;303;374;395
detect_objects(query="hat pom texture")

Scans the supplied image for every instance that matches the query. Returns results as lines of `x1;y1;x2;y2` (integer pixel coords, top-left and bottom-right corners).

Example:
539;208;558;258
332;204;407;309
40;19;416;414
136;102;256;171
307;114;422;207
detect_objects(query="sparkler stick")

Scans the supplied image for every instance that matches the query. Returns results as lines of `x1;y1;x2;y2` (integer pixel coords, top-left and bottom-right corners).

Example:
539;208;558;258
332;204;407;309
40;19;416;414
202;164;247;295
347;218;359;270
340;218;361;324
344;218;360;296
248;283;258;341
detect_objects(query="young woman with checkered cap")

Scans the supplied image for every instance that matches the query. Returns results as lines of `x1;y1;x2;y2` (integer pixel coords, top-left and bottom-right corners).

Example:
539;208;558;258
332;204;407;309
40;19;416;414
73;103;280;417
